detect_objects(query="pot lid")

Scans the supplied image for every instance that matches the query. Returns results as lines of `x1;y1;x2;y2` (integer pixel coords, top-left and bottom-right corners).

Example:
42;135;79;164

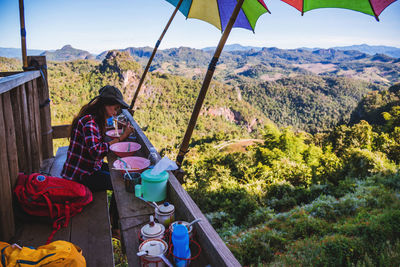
158;202;175;214
139;240;166;256
141;216;165;236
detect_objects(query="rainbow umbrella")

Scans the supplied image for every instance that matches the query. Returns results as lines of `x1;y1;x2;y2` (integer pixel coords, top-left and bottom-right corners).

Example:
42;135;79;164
280;0;397;21
166;0;270;32
159;0;397;177
129;0;269;110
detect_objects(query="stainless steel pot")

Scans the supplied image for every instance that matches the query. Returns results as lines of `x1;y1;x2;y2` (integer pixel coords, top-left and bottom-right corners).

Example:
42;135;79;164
169;219;201;239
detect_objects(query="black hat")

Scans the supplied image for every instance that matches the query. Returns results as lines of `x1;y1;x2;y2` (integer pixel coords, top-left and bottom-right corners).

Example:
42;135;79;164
98;85;129;109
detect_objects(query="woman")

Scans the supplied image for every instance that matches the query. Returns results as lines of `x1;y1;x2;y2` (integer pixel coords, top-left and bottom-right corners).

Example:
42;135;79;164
61;85;133;191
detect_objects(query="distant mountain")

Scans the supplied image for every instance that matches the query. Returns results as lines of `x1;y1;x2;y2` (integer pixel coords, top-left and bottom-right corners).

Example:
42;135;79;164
0;47;44;59
203;44;400;58
332;44;400;58
40;45;94;61
202;44;263;52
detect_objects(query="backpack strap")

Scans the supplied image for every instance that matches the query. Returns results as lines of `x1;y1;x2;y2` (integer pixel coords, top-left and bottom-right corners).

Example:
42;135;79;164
41;193;54;219
1;245;10;266
45;202;72;244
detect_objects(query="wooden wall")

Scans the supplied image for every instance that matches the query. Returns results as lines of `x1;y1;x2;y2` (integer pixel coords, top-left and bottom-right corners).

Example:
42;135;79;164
0;58;53;241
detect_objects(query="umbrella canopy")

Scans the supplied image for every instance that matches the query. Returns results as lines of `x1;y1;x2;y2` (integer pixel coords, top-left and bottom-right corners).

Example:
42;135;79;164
166;0;270;31
281;0;397;20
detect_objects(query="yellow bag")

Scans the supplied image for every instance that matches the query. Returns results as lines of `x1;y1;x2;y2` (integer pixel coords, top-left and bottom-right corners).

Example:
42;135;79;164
0;240;86;267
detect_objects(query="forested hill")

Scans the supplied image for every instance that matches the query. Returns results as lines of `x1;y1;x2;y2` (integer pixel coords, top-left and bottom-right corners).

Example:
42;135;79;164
0;49;397;134
1;51;400;266
97;46;400;87
0;52;266;150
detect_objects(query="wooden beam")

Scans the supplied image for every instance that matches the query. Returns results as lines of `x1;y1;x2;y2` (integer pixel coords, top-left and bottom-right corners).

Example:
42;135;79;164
0;71;40;94
2;92;19;188
20;84;32;173
176;0;245;169
52;124;71;139
129;0;184;110
0;94;15;241
19;0;28;69
0;72;23;77
28;56;53;159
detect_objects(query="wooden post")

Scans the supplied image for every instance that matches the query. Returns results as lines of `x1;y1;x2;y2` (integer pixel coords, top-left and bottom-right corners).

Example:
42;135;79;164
19;0;28;69
27;79;42;171
2;92;19;188
11;87;28;173
175;0;245;174
0;94;15;241
129;0;184;110
20;84;33;173
28;56;53;159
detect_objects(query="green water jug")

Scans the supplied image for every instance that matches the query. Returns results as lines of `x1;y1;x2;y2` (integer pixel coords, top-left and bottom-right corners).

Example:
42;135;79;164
141;169;169;202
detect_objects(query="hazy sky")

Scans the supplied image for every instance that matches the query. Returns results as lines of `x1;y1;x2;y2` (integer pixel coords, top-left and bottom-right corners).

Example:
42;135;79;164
1;0;399;54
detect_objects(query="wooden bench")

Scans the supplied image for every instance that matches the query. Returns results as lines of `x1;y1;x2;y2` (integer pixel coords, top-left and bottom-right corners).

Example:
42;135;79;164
10;146;115;267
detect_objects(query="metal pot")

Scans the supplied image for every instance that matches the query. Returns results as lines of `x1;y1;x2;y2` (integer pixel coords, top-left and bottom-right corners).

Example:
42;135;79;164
169;219;201;240
141;216;165;240
155;202;175;227
137;238;169;267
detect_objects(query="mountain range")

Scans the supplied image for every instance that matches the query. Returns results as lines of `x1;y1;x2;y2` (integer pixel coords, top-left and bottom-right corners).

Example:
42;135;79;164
1;43;399;61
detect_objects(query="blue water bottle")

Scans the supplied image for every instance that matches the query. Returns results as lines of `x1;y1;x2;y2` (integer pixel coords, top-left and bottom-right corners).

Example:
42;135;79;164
107;116;114;127
172;224;191;267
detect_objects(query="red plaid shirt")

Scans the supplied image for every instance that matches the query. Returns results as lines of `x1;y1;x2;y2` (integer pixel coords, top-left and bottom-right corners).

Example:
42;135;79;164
61;115;109;181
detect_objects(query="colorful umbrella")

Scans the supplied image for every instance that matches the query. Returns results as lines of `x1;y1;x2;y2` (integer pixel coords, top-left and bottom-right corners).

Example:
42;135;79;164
157;0;398;177
166;0;270;32
130;0;270;110
280;0;397;21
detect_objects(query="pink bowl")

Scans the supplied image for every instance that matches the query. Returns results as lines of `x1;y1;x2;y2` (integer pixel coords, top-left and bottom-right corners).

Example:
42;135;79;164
113;156;150;173
106;129;123;139
110;142;141;157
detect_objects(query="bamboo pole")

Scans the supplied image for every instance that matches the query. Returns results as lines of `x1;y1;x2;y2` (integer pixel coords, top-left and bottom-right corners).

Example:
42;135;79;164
19;0;28;69
175;0;245;171
129;0;184;110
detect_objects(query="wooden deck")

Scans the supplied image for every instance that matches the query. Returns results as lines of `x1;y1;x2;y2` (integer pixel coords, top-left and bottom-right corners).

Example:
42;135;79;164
11;147;114;267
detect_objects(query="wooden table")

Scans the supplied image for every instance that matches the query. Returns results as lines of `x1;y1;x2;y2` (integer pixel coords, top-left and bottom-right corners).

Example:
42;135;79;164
108;151;154;267
107;110;241;267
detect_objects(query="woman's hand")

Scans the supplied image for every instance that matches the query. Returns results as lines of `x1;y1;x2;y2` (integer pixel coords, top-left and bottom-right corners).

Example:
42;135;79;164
119;123;134;141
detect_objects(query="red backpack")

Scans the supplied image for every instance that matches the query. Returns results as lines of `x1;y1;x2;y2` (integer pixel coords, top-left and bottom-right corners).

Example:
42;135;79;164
14;173;93;244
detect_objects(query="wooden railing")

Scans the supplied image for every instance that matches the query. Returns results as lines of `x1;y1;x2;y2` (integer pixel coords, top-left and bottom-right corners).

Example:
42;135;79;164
0;56;53;241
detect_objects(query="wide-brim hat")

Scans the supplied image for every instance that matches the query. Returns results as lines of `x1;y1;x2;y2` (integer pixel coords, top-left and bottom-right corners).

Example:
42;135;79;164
98;85;130;109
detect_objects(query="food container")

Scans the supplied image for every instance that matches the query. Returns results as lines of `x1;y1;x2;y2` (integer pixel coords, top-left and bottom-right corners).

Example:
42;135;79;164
140;169;169;202
155;202;175;227
141;216;166;240
113;156;150;174
123;172;141;193
105;129;123;139
110;142;141;157
138;239;168;267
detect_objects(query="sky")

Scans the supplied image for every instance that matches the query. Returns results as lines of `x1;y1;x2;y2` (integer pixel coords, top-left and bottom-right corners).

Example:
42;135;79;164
0;0;399;54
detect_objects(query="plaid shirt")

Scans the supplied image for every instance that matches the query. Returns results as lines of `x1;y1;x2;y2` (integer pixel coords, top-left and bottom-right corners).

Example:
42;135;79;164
61;115;109;181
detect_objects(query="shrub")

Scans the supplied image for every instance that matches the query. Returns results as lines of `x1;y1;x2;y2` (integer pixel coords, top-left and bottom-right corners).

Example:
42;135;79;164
228;227;286;266
343;148;397;179
320;234;364;266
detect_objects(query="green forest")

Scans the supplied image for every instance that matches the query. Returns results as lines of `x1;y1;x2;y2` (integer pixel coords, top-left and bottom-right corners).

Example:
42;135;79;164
1;51;399;266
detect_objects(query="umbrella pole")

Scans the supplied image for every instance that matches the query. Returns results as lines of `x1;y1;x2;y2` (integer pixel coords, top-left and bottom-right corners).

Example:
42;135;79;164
129;0;184;110
175;0;245;175
19;0;28;70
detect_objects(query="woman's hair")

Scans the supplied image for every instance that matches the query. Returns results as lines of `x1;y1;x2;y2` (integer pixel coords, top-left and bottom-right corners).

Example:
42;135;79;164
70;97;120;139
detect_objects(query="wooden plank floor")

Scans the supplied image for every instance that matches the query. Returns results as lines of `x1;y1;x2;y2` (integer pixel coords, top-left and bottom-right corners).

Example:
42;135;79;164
12;147;114;267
